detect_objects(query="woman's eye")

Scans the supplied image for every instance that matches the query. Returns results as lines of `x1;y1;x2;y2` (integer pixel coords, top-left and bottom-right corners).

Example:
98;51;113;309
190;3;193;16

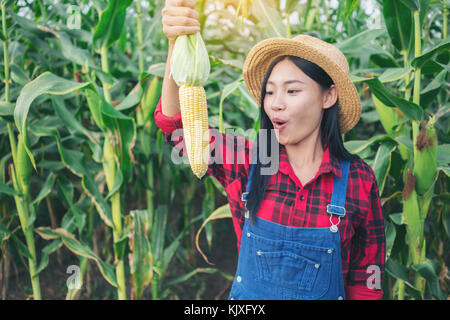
266;90;299;95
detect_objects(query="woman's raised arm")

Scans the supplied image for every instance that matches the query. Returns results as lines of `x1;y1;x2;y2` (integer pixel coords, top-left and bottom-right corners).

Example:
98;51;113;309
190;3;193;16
160;0;201;117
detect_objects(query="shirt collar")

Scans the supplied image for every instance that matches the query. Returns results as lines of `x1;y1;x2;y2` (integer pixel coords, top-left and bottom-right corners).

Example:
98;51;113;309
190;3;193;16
278;144;342;179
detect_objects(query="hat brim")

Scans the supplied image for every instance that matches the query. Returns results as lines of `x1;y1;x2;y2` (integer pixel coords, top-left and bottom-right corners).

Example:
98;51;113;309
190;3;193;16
243;38;361;133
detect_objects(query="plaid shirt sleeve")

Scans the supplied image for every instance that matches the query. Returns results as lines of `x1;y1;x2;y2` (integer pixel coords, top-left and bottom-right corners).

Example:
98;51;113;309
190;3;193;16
346;168;385;300
153;97;249;190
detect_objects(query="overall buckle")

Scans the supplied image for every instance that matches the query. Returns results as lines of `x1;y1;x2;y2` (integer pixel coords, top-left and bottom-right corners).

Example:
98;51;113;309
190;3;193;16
327;204;346;233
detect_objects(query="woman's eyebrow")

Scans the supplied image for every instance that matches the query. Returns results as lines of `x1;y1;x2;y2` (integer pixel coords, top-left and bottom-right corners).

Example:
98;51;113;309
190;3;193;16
267;80;304;85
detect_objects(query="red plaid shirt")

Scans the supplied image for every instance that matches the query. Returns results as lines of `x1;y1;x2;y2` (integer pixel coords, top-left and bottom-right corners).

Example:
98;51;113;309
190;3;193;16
154;98;385;300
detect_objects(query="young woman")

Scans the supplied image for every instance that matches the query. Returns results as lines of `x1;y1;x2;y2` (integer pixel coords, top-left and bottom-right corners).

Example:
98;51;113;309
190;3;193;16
157;0;385;300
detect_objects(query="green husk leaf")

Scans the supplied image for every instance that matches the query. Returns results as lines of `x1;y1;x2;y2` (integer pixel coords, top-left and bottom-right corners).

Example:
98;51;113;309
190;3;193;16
170;33;210;86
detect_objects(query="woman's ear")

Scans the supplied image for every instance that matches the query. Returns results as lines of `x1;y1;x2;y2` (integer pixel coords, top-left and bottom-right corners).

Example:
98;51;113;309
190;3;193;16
322;84;338;109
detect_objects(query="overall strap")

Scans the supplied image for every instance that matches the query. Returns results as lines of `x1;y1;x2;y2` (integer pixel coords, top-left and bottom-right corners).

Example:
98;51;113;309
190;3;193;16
241;164;256;219
241;164;256;202
327;159;350;216
327;159;350;232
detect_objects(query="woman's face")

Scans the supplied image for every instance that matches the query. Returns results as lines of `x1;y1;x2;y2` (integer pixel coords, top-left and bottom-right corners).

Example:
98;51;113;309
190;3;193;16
263;58;337;146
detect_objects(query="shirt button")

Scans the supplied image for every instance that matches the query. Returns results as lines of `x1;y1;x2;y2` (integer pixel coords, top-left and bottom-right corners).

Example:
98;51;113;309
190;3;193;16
237;276;242;283
257;250;262;256
314;264;320;269
247;232;251;237
327;249;333;254
300;195;305;200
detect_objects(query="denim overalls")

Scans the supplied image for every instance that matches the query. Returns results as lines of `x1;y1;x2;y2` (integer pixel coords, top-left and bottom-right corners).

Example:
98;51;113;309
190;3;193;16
228;159;350;300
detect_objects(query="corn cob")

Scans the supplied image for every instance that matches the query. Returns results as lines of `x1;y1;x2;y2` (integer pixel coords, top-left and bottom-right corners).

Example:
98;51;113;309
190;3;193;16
372;93;399;136
413;117;438;195
372;93;410;160
402;169;421;248
179;84;209;178
170;32;210;179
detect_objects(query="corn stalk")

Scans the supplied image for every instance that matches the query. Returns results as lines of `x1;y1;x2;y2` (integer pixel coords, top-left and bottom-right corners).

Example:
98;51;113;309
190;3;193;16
2;4;41;300
92;0;135;300
408;9;426;296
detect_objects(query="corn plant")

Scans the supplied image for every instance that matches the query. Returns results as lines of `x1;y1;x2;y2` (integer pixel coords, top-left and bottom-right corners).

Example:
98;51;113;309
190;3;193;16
0;0;448;300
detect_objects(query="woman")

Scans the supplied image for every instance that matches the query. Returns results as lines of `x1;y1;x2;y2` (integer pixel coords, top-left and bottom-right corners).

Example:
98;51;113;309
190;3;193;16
157;0;385;300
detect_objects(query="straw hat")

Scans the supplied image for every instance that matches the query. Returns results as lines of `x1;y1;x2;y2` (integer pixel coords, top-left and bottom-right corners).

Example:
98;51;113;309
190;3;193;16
243;34;361;133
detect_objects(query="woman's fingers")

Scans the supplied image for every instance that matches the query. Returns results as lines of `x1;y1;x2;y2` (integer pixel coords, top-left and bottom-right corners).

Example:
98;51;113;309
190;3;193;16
166;0;196;10
162;13;200;28
162;0;201;41
163;25;201;39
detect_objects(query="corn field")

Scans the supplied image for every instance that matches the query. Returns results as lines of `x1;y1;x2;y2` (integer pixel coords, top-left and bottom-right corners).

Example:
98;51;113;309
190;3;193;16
0;0;448;300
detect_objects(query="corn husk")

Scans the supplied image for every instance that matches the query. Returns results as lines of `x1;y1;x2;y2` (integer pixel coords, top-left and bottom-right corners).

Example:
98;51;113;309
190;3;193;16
170;32;210;86
170;32;211;179
413;117;438;195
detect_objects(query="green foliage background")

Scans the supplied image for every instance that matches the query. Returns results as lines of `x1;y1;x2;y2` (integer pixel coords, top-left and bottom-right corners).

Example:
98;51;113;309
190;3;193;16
0;0;448;300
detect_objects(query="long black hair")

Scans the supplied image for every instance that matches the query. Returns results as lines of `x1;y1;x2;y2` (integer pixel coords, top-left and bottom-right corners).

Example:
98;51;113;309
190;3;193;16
246;55;359;224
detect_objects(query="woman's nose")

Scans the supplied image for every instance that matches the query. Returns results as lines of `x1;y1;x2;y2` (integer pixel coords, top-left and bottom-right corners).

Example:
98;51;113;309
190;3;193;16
270;93;286;111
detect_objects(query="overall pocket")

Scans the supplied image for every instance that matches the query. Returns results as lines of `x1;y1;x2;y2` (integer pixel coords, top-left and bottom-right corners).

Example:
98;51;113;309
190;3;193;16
249;231;334;297
257;250;319;290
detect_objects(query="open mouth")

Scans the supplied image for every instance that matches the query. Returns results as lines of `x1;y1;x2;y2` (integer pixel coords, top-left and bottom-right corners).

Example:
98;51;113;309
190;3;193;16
273;119;288;131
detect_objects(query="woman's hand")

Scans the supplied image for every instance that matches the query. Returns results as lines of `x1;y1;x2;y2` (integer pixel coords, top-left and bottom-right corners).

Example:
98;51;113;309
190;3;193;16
162;0;201;46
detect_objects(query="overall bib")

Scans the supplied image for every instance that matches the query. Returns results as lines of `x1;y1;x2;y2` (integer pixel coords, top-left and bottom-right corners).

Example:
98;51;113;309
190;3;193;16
228;159;350;300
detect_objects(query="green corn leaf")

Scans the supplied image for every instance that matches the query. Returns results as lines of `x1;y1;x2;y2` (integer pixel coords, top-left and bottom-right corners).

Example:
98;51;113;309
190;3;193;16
58;32;97;68
14;72;92;171
399;0;420;11
195;203;232;265
166;268;220;287
92;0;133;51
10;232;34;260
385;258;417;290
35;227;117;287
116;84;143;112
31;172;56;207
385;220;397;259
34;239;63;276
411;38;450;68
373;141;397;196
251;0;286;38
129;209;153;299
141;77;163;125
0;182;22;197
85;87;106;131
411;260;447;300
219;79;243;133
378;68;410;83
51;96;101;145
151;205;168;263
382;0;414;54
342;0;360;22
0;101;14;121
364;77;423;121
336;29;386;54
160;214;202;274
56;143;113;229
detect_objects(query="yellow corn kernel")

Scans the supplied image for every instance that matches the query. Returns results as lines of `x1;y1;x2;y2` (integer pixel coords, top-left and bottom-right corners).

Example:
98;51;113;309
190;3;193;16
179;84;209;179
